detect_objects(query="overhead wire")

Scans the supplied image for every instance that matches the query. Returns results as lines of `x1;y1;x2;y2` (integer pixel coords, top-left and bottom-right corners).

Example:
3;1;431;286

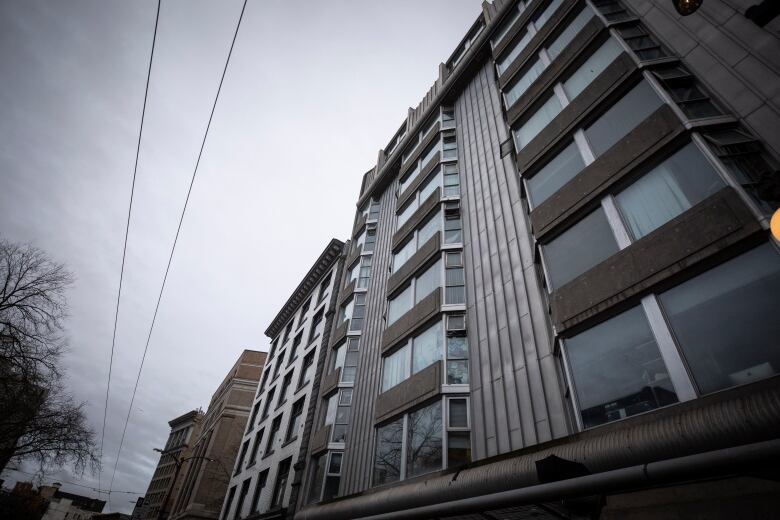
106;0;250;508
98;0;162;502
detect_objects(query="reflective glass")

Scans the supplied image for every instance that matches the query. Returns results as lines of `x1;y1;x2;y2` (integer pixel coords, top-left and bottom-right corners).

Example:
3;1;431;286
566;305;678;428
514;94;563;149
659;244;780;394
374;418;404;485
562;37;622;101
527;140;586;207
415;260;441;304
407;400;443;478
547;6;596;60
412;321;443;374
382;344;410;391
505;58;547;108
387;285;413;324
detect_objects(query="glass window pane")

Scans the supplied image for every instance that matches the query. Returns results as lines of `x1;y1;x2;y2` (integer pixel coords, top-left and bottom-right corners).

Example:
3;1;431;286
331;424;347;443
492;4;523;48
447;360;470;385
505;58;547;108
339;389;353;405
393;239;416;272
328;453;343;474
563;37;622;101
322;476;339;500
417;212;441;247
397;201;418;230
566;306;679;428
497;29;533;75
534;0;564;30
542;207;619;289
419;169;442;203
547;6;596;60
447;336;468;359
615;142;725;239
527;140;586;207
406;400;443;478
415;260;441;304
449;399;468;428
307;455;326;504
332;344;346;372
420;139;440;169
412;321;443;374
382;344;410;391
585;81;663;157
659;244;780;394
323;394;337;427
514;94;563;150
387;285;413;324
374;418;404;486
447;431;471;467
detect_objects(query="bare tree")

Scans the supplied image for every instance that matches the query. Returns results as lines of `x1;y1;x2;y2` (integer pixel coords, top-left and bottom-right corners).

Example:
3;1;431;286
0;238;97;473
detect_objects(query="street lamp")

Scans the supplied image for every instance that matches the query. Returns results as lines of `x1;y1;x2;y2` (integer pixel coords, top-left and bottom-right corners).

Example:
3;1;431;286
152;447;214;520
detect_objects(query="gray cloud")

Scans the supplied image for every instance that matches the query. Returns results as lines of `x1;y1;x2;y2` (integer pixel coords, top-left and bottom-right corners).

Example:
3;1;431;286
0;0;481;513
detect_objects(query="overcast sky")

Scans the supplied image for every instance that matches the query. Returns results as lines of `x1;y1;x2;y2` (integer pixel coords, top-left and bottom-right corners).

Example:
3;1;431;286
0;0;481;513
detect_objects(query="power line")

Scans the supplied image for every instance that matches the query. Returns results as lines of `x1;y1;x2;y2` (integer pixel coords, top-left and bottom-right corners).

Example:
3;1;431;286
98;0;162;501
107;0;250;506
6;469;144;496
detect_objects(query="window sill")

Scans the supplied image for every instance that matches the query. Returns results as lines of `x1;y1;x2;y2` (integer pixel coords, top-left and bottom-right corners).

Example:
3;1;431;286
246;460;257;469
275;400;288;411
262;450;275;460
281;436;298;449
287;356;299;367
295;380;311;393
306;334;321;348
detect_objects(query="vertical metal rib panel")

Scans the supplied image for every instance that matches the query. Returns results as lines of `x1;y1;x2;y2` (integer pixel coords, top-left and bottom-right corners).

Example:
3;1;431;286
341;184;397;495
455;60;569;461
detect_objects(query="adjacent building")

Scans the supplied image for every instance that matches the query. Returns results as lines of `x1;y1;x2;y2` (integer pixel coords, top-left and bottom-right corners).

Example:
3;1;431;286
140;410;204;520
170;350;266;520
221;240;344;520
39;483;105;520
225;0;780;518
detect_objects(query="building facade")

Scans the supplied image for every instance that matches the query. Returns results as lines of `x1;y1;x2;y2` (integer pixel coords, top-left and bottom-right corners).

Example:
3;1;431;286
171;350;266;520
39;484;106;520
284;0;780;518
141;410;204;520
220;240;345;520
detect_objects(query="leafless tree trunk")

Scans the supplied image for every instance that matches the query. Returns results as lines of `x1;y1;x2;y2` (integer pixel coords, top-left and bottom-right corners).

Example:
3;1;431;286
0;237;97;474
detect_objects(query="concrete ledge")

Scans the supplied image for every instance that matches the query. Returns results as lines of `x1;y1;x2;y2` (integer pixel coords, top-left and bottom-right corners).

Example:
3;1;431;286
381;288;442;353
320;367;341;398
345;243;363;272
531;105;683;240
491;0;544;59
387;232;441;298
329;320;349;349
400;122;441;175
375;361;442;424
398;152;442;210
392;187;441;252
352;212;367;239
506;18;606;127
309;425;331;456
339;279;356;307
516;52;637;174
551;188;764;332
498;0;581;89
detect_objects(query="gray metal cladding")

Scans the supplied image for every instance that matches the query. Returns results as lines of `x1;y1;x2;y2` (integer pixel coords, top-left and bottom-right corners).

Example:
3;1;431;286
340;183;399;496
455;60;570;460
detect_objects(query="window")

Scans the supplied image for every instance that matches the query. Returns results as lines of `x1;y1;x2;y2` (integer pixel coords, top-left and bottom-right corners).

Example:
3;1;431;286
308;308;324;343
299;352;315;388
341;337;359;383
265;416;281;455
299;297;311;322
541;207;619;289
338;298;353;326
233;478;250;520
546;6;595;60
367;199;380;220
442;132;457;159
357;256;372;288
533;0;564;30
658;243;780;395
249;428;264;466
526;140;586;208
381;320;443;391
332;394;350;443
288;332;302;364
235;440;249;475
561;37;622;101
282;320;294;345
350;293;366;331
513;94;563;150
447;315;469;385
445;252;465;305
584;80;663;157
307;454;327;505
443;164;460;197
505;58;547;108
398;168;443;230
407;400;443;478
441;106;455;129
565;305;678;428
447;398;471;467
273;355;284;379
251;470;268;513
491;0;527;48
495;0;565;75
614;142;725;239
317;272;332;302
223;486;236;520
286;398;305;442
388;260;441;325
364;224;376;252
704;128;778;214
268;339;279;360
277;372;292;407
261;387;275;419
653;65;723;120
443;202;462;244
270;458;292;509
373;417;404;486
248;402;260;432
308;451;343;504
331;341;347;375
417;211;441;245
393;239;416;273
321;392;337;429
617;23;670;61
